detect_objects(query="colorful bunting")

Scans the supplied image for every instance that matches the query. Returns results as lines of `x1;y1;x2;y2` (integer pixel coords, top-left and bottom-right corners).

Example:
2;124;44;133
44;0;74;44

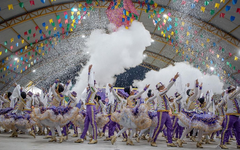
201;6;205;12
8;4;13;10
30;0;35;6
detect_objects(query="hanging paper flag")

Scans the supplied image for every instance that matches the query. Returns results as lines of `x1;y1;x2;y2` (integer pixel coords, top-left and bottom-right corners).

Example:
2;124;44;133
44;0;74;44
207;38;210;43
230;16;235;21
222;58;224;61
204;1;209;6
237;8;240;14
8;4;13;10
191;3;195;9
24;31;28;36
39;29;42;34
41;0;45;3
210;9;215;15
232;0;237;5
225;5;231;11
45;26;48;30
17;35;21;39
58;19;61;24
16;43;19;47
65;19;68;24
42;22;46;27
215;3;220;9
49;19;53;24
217;54;219;58
201;6;205;12
48;30;51;35
30;0;35;6
10;38;14;43
56;15;60;20
19;2;24;8
181;0;186;5
28;29;31;34
4;41;7;45
213;42;216;47
27;36;30;40
234;56;238;61
194;0;199;2
220;13;225;18
65;15;68;19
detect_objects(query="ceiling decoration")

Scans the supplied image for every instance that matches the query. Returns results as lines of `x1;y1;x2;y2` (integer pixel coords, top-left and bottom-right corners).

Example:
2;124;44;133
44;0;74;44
0;0;239;93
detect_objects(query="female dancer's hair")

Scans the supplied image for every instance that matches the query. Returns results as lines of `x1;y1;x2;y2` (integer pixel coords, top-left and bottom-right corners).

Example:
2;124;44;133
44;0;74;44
147;89;152;98
124;86;131;95
7;92;12;99
21;92;26;99
56;84;64;93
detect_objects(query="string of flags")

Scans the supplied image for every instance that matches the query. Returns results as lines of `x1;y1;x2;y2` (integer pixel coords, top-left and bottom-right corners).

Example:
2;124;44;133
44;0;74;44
0;3;94;81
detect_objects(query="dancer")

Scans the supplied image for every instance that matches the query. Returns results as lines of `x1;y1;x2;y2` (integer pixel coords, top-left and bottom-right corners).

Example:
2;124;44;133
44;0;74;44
111;84;151;145
220;85;240;149
136;89;157;143
150;72;179;147
75;65;98;144
177;80;223;148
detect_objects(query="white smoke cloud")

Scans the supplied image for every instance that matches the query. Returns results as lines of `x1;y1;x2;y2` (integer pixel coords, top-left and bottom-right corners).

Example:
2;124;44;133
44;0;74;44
133;62;224;98
73;21;152;96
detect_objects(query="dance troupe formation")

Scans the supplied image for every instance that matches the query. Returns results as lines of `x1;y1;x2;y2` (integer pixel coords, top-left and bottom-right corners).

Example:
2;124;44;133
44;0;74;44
0;64;239;149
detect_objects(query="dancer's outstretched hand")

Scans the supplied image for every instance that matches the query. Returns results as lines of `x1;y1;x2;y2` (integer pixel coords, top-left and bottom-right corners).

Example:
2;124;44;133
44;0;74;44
196;79;199;85
174;72;179;80
145;84;150;89
89;64;92;72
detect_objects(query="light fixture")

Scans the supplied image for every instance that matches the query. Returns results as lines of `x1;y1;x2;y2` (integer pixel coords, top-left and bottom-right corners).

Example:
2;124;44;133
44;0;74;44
14;58;18;60
163;14;167;18
71;8;77;12
210;67;214;71
83;16;86;19
86;51;89;54
151;39;155;42
32;70;36;72
82;35;85;38
143;54;147;58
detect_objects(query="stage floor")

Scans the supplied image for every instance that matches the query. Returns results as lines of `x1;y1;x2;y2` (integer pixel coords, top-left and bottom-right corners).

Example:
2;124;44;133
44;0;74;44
0;131;238;150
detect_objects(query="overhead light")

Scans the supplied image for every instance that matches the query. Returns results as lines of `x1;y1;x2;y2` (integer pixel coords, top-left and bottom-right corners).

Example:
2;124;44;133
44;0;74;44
210;67;214;71
83;16;86;19
82;35;85;38
14;58;18;60
151;39;155;42
143;54;147;58
163;14;167;18
71;8;77;12
32;70;36;72
86;51;89;54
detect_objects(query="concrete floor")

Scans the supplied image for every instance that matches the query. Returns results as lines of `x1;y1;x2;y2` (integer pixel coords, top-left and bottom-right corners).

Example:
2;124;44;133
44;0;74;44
0;131;238;150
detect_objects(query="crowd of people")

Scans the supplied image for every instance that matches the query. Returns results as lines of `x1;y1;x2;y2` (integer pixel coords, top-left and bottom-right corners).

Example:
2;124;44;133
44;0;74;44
0;64;239;149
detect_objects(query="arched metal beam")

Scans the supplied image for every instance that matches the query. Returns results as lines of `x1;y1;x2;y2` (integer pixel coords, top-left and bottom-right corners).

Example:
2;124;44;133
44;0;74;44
0;1;239;49
140;61;160;71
